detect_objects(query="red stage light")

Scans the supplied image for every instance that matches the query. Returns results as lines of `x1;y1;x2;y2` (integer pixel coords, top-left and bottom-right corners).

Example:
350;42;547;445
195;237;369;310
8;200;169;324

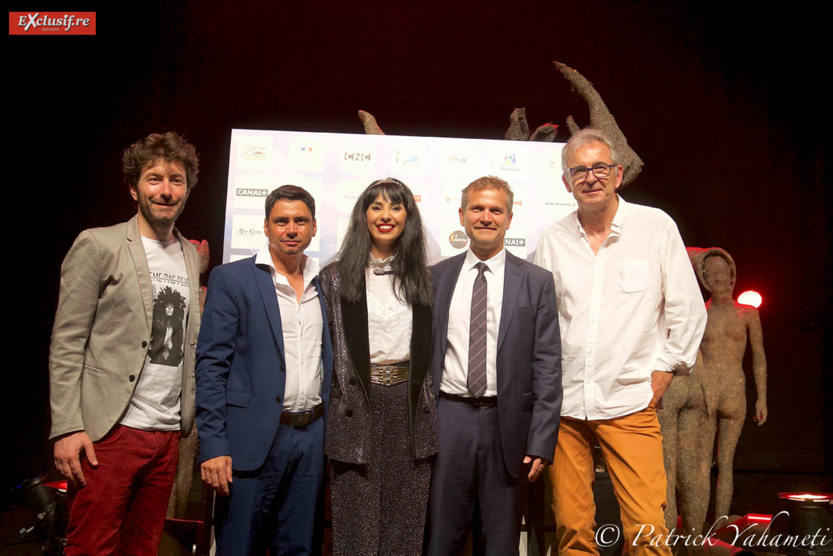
778;492;833;502
738;290;762;308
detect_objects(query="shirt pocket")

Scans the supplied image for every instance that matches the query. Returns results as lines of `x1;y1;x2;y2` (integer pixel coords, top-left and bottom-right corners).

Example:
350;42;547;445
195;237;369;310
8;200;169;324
617;260;649;293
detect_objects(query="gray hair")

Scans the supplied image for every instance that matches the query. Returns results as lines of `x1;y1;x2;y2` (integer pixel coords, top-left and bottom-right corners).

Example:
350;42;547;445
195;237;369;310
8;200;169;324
561;128;620;176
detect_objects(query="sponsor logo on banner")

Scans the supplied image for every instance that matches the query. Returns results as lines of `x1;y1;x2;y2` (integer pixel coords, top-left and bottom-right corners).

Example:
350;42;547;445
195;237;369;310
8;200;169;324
344;152;371;162
394;150;421;167
235;135;273;170
341;149;375;173
241;145;268;160
237;188;269;197
231;214;266;250
442;144;478;176
232;175;271;210
290;138;324;171
392;144;426;174
9;12;96;35
504;237;526;247
449;231;468;249
500;153;520;172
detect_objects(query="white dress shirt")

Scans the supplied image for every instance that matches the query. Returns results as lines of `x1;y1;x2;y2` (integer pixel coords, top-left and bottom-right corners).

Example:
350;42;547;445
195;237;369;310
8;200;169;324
255;247;323;412
534;196;707;420
441;248;506;397
365;255;412;364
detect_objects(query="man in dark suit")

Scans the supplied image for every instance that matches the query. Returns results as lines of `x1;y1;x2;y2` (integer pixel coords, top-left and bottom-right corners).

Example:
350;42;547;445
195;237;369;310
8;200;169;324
428;176;562;556
196;185;333;555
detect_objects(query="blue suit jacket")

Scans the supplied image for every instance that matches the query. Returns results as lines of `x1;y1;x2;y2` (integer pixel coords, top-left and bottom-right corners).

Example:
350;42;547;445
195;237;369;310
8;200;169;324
430;251;562;478
195;256;333;472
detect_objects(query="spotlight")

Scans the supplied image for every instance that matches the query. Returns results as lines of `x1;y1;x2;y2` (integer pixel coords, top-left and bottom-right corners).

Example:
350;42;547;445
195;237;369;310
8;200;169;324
737;290;762;308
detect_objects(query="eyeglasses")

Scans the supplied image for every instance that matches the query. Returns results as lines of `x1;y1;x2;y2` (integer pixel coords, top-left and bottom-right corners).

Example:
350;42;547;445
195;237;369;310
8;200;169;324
566;164;615;181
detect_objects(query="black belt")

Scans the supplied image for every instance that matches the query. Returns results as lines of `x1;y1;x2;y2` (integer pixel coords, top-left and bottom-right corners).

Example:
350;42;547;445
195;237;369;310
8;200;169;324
280;403;324;427
440;391;498;408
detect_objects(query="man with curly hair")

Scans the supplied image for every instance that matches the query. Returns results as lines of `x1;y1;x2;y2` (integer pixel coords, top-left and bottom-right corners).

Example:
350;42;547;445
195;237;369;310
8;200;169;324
49;132;202;555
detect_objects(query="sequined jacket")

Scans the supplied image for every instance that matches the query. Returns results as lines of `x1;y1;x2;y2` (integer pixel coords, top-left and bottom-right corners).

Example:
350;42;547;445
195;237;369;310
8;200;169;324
320;262;439;464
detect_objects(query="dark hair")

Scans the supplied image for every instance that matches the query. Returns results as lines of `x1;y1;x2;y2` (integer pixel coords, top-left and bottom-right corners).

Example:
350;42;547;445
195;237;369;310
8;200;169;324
338;178;432;306
123;132;200;190
461;176;514;213
265;185;316;219
153;286;186;323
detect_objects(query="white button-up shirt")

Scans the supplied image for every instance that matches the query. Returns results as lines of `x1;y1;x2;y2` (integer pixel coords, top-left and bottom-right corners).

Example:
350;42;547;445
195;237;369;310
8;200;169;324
441;248;506;398
255;248;323;412
534;196;707;420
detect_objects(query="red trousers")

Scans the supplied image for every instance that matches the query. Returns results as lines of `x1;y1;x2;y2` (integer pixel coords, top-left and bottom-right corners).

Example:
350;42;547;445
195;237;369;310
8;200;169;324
550;406;671;556
65;425;179;556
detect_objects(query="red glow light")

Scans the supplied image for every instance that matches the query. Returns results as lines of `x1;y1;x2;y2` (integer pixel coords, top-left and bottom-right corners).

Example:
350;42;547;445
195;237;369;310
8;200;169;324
779;492;833;502
738;290;762;308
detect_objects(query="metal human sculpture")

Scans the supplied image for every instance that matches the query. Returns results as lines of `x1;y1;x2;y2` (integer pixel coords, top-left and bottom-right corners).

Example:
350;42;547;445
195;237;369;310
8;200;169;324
657;350;711;534
692;248;768;522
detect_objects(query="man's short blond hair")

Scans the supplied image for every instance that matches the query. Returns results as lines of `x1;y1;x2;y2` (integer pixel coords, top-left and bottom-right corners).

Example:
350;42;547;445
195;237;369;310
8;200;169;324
460;176;514;213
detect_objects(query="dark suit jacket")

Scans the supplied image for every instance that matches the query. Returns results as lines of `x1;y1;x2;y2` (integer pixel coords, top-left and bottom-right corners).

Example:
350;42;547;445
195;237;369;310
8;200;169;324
319;262;438;464
430;251;562;478
195;256;334;472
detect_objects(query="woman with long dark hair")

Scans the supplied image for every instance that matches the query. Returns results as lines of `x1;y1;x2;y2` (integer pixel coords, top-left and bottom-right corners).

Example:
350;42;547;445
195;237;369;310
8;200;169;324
320;177;437;556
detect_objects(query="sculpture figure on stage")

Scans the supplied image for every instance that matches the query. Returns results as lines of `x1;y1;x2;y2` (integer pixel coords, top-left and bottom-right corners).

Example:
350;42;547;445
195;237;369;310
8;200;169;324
692;247;768;518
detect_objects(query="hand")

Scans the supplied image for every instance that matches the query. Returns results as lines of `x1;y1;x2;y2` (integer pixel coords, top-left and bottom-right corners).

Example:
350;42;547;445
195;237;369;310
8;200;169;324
54;431;97;486
524;455;548;483
754;399;768;425
650;371;674;408
201;456;233;495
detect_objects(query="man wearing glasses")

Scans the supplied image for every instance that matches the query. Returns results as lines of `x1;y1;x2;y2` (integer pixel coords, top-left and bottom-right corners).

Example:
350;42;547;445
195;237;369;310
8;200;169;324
534;128;706;554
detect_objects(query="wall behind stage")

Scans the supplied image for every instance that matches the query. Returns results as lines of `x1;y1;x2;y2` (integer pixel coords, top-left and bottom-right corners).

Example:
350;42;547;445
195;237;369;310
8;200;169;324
6;0;831;495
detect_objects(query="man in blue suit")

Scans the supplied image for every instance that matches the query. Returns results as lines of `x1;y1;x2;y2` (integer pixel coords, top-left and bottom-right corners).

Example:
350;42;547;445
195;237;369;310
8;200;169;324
428;176;562;555
196;185;333;555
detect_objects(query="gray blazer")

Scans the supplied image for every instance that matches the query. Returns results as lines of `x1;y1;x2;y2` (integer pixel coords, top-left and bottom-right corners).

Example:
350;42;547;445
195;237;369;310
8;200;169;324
49;214;201;442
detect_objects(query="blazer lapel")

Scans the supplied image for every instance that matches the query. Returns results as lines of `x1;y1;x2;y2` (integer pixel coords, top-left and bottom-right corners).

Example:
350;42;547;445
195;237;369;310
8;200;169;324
126;215;153;335
497;253;523;353
174;230;200;327
436;255;465;359
253;261;286;365
341;289;371;396
313;275;333;403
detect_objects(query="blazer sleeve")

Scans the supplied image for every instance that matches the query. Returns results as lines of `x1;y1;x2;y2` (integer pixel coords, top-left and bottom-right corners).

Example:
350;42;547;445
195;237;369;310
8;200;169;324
195;266;239;462
526;270;563;461
49;231;102;440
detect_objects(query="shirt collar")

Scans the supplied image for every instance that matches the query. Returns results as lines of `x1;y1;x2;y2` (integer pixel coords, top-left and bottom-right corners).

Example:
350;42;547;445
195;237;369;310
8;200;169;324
255;247;319;290
610;194;630;236
464;247;506;275
572;194;630;238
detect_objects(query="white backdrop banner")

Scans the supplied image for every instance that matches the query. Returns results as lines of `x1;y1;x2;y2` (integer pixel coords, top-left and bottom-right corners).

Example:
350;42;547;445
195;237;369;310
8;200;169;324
224;129;577;266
